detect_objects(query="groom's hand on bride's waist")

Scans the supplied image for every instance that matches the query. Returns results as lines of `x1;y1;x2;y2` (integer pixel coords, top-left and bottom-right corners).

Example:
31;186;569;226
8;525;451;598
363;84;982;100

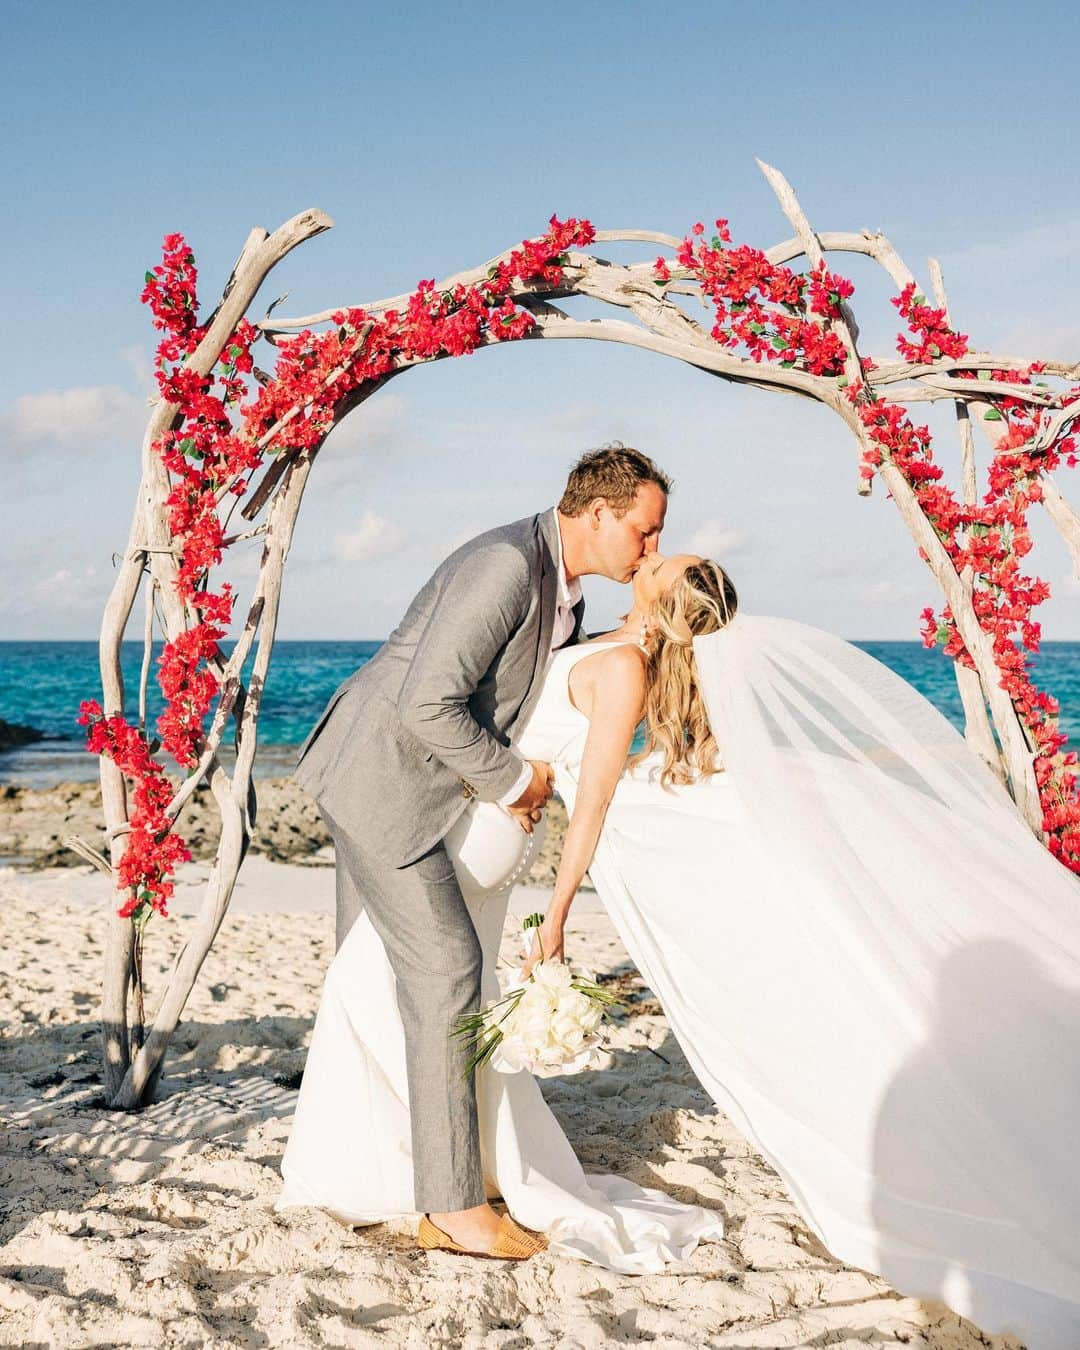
507;760;554;833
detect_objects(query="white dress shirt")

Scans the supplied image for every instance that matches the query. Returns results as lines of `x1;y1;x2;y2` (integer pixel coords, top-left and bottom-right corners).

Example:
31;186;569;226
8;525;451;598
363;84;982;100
497;509;582;807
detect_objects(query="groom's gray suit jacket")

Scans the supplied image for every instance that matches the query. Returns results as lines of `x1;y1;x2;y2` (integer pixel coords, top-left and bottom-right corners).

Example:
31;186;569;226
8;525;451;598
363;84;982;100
294;509;585;869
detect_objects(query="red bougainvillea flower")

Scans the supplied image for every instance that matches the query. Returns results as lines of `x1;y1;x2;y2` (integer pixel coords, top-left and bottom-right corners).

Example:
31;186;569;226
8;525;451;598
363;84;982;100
891;281;969;364
807;261;855;319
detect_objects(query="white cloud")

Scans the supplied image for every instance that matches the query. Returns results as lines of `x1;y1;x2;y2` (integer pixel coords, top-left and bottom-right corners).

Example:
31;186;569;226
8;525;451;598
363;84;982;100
933;217;1080;358
0;563;104;618
318;391;412;485
686;522;748;558
867;577;918;599
991;316;1080;362
1;384;147;451
334;510;404;561
942;217;1080;277
119;344;157;395
433;400;605;452
316;393;613;492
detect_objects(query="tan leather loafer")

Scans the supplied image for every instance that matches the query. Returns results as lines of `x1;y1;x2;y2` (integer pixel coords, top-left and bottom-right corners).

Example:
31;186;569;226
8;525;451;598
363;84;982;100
418;1212;547;1260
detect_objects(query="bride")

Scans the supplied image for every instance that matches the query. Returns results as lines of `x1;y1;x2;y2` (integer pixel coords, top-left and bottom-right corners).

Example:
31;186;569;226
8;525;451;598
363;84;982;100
280;552;1080;1346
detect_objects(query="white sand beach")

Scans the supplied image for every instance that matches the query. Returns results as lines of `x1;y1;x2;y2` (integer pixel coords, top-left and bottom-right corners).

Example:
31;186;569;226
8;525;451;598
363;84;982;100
0;860;1020;1349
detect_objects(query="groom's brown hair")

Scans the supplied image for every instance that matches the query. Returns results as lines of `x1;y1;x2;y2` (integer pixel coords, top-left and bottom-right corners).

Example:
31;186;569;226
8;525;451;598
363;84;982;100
558;443;672;517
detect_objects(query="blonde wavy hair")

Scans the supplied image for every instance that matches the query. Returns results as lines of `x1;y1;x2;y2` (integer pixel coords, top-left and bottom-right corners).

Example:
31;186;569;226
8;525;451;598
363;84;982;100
629;559;738;787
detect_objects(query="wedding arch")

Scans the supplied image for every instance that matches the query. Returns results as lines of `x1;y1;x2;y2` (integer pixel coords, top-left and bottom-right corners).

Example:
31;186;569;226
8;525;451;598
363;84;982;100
74;160;1080;1108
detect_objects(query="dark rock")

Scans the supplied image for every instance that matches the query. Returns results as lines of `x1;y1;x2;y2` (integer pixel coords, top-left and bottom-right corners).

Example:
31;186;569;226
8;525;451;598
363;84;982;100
0;718;44;752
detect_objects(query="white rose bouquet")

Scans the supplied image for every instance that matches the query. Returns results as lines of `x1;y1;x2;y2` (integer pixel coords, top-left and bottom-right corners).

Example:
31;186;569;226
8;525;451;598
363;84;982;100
452;912;624;1078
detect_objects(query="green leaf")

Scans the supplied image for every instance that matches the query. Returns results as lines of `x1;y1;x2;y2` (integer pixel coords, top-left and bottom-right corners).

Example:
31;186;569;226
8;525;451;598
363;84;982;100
228;344;243;358
730;300;747;313
836;375;849;387
928;343;941;358
780;360;796;368
771;336;788;351
144;270;155;284
978;368;992;381
983;408;1004;421
652;278;667;286
913;293;927;306
748;322;765;335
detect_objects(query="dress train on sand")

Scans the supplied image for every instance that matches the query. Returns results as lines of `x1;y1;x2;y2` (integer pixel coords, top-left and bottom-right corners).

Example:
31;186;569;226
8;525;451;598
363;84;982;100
278;796;724;1275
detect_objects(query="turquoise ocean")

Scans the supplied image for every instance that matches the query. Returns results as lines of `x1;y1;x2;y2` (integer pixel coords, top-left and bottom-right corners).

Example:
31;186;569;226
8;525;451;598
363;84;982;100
3;639;1080;788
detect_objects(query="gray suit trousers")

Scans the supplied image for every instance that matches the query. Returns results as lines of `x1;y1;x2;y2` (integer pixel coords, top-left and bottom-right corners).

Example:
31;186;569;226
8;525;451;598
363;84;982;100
320;805;485;1214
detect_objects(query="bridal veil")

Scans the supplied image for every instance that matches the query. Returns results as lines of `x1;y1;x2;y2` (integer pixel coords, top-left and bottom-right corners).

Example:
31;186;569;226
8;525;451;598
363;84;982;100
687;614;1080;1345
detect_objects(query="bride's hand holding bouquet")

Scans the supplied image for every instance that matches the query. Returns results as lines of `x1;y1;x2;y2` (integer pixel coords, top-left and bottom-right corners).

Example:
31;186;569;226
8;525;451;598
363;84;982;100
521;910;565;977
452;912;623;1079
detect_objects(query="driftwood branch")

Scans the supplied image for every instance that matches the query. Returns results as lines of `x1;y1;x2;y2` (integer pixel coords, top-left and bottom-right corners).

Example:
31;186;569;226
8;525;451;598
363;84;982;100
97;208;333;1109
64;835;114;876
755;158;870;494
751;164;1039;822
226;322;374;520
1041;476;1080;580
112;446;320;1107
95;496;145;1095
877;453;1040;824
258;236;1070;424
221;523;268;548
137;575;155;736
927;258;1004;780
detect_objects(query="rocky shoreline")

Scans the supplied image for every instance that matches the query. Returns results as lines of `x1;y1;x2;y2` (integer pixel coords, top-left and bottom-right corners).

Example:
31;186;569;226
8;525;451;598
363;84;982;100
0;776;570;886
0;717;43;752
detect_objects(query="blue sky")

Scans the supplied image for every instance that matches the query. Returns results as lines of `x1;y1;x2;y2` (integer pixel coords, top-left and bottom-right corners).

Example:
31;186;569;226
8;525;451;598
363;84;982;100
3;0;1078;640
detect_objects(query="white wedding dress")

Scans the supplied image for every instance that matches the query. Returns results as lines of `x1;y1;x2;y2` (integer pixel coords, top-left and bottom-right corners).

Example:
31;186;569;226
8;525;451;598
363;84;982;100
281;618;1080;1345
277;638;727;1274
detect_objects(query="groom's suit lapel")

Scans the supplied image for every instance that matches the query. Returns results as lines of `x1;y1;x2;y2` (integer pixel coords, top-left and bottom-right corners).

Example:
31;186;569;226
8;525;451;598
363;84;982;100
509;510;561;735
568;595;586;646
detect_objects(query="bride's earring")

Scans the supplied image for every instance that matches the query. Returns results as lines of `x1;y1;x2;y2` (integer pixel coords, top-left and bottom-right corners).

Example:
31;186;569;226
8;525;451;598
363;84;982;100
638;616;650;650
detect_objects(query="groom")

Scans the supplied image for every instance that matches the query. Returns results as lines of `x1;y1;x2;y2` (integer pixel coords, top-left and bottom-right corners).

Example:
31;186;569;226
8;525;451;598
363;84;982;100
294;443;670;1256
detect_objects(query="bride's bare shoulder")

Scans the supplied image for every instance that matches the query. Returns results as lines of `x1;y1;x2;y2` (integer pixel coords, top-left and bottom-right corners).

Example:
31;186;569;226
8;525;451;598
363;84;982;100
600;642;648;675
569;642;646;721
574;642;647;693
